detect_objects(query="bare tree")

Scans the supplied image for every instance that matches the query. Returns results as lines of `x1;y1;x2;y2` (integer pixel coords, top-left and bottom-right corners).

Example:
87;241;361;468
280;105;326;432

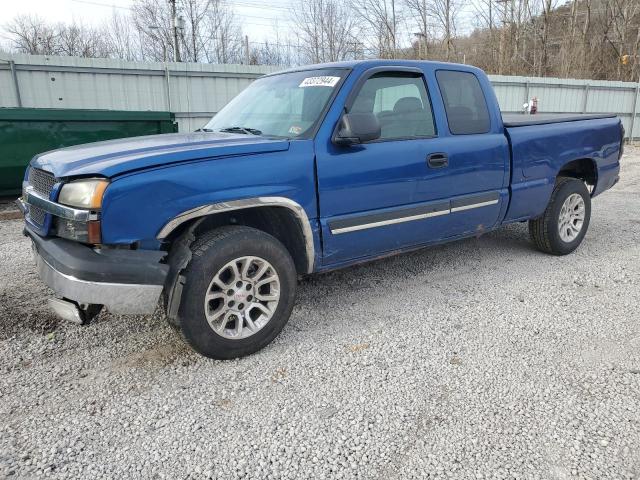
350;0;398;58
404;0;462;61
292;0;359;63
103;11;141;61
404;0;430;58
181;0;209;62
249;39;296;66
558;0;580;77
200;0;244;64
632;12;640;81
525;0;558;76
467;0;499;70
56;22;107;58
429;0;460;61
131;0;243;63
132;0;175;61
2;15;115;59
603;0;640;80
3;14;59;55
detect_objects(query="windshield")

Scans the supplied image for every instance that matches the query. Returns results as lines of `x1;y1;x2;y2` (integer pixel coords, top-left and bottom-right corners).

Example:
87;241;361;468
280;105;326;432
203;69;347;139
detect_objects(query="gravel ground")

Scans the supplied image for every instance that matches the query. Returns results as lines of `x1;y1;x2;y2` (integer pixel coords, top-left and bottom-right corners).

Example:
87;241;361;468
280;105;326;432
0;197;19;214
1;148;639;480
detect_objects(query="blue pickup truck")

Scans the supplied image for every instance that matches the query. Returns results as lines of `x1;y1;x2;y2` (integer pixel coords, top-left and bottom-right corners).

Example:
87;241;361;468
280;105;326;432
19;60;623;359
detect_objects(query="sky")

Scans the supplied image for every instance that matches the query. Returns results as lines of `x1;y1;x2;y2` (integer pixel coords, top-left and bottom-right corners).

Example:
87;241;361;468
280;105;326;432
1;0;290;43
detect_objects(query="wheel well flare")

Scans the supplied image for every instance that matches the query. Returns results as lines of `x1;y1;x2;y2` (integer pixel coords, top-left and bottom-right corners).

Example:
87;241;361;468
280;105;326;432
558;158;597;191
158;198;314;274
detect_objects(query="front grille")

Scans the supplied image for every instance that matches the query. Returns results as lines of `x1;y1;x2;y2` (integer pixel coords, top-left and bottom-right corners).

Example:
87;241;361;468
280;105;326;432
27;168;56;226
29;206;47;225
29;168;56;197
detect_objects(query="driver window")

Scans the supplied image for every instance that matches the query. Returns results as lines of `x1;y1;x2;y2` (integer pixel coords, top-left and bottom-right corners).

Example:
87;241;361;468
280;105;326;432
350;72;436;140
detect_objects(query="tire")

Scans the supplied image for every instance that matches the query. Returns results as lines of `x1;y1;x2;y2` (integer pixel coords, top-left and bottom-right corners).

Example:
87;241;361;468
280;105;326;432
528;177;591;255
177;225;297;359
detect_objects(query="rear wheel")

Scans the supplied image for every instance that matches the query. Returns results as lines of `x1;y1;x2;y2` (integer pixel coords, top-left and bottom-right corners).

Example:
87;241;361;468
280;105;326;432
529;177;591;255
177;226;297;359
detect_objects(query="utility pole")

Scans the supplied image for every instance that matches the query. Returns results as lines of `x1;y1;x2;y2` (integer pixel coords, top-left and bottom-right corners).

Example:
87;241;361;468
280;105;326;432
391;0;396;57
244;35;250;65
496;0;510;75
413;32;426;59
169;0;181;62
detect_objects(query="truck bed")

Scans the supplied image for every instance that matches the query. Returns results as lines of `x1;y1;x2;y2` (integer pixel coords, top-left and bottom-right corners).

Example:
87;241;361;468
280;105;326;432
502;113;622;223
502;113;616;127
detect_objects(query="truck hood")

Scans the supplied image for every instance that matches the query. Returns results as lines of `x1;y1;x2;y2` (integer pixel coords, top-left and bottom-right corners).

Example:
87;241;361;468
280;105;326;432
31;132;290;178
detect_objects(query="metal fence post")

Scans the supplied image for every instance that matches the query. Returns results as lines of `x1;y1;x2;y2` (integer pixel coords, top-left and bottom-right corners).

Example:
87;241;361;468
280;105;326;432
630;82;639;143
582;84;589;114
164;65;172;112
9;61;22;107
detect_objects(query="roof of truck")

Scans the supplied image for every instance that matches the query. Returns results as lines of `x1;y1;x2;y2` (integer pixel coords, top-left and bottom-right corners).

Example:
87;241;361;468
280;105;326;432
273;59;482;75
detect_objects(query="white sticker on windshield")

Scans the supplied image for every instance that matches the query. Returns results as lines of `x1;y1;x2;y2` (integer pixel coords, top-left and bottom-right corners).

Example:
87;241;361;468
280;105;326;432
299;76;340;88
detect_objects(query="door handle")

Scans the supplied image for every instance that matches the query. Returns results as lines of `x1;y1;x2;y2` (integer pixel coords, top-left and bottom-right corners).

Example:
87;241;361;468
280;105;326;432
427;153;448;168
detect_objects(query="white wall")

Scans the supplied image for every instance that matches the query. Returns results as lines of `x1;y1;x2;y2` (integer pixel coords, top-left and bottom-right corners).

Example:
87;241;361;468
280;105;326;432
1;54;638;138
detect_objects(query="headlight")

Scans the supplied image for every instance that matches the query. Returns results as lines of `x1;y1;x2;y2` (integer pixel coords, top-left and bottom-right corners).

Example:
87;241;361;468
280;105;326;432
55;178;108;244
58;179;109;209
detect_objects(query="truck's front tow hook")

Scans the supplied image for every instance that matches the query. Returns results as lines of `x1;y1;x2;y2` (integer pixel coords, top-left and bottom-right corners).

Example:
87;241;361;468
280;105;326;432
48;298;103;325
48;298;85;324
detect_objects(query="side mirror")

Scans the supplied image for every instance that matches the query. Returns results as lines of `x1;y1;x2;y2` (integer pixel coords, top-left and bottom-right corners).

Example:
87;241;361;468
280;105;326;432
334;112;381;146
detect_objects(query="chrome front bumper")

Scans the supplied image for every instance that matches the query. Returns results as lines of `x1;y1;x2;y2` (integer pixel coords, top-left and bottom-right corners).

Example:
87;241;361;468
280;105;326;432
34;250;163;314
25;225;168;316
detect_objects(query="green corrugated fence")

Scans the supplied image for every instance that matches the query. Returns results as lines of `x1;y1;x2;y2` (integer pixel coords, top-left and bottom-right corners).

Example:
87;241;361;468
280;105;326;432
0;108;177;196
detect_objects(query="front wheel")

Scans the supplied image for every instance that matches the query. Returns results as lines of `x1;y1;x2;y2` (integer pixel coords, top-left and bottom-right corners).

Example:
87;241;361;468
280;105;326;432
177;226;297;359
529;177;591;255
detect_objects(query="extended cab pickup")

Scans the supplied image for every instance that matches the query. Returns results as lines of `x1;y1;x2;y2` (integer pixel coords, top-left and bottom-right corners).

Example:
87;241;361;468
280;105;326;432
19;60;623;359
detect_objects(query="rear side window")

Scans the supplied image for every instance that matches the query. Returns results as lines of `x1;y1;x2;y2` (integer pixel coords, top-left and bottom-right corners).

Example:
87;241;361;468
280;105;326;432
436;70;491;135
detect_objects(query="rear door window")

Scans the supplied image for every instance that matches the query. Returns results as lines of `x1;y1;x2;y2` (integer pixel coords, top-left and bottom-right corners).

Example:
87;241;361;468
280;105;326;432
436;70;491;135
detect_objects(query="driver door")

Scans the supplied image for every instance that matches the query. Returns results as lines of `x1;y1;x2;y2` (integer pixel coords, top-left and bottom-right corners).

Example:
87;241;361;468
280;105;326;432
315;68;452;266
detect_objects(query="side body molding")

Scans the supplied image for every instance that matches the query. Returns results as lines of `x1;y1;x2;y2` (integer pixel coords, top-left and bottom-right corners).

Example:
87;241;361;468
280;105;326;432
156;197;316;273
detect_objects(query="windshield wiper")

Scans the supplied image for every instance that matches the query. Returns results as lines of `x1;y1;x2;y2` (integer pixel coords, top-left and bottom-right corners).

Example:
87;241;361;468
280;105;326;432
219;126;262;136
195;128;214;132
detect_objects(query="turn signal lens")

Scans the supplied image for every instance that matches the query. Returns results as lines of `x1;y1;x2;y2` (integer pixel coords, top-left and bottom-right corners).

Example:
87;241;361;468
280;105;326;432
87;221;102;244
52;217;102;244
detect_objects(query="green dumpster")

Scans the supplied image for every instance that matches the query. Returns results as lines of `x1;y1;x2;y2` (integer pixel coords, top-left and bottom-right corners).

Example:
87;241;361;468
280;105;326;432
0;108;178;196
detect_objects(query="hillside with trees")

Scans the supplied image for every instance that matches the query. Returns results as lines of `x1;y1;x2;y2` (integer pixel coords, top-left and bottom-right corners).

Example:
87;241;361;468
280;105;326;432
1;0;638;81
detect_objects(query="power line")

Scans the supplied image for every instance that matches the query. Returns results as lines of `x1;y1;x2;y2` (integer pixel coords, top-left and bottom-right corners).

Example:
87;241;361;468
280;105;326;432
227;0;291;12
234;13;294;23
68;0;296;25
70;0;132;10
